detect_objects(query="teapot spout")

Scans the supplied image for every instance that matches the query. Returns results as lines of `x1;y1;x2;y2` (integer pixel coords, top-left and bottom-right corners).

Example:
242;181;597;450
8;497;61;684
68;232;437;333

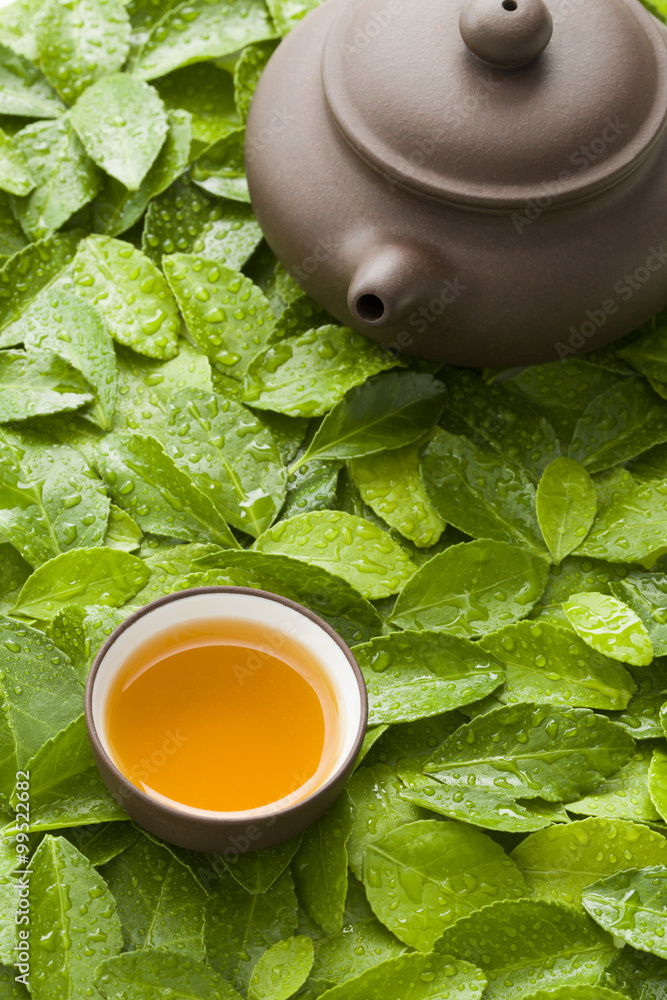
347;243;443;328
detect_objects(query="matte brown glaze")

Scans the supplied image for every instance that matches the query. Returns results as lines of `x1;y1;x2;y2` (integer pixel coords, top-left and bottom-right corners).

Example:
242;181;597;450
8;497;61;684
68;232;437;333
246;0;667;366
85;587;368;855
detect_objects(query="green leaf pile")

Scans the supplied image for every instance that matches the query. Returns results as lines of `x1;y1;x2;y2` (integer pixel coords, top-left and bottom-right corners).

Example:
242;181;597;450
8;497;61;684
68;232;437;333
0;1;667;997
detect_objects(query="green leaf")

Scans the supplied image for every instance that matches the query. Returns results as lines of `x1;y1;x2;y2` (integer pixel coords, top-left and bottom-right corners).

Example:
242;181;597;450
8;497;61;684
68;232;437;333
112;340;212;440
531;555;632;626
253;510;415;600
134;0;276;80
570;740;662;823
192;126;249;202
70;73;167;191
576;478;667;566
155;61;239;150
345;763;425;881
102;833;209;958
352;631;504;725
424;703;634;802
47;604;127;681
0;0;47;62
249;937;314;1000
390;539;549;635
511;817;667;910
11;546;149;621
0;42;63;117
265;0;321;34
0;614;82;799
420;429;547;555
130;541;222;605
13;714;125;830
536;457;597;563
35;0;130;104
362;818;525;951
611;572;667;656
163;253;275;377
582;866;667;958
563;591;654;666
0;965;29;998
521;989;626;1000
12;117;100;239
0;349;93;423
163;389;286;537
613;659;667;738
0;191;27;260
67;822;137;868
234;41;277;121
601;947;667;1000
507;360;623;444
30;835;123;999
440;367;561;481
190;548;383;645
92;108;192;238
205;870;298;992
619;327;667;382
0;231;80;346
243;326;396;417
105;504;142;552
96;432;239;548
21;285;117;431
294;373;446;470
435;899;616;999
349;441;445;547
569;379;667;473
282;457;341;521
315;952;487;1000
0;429;110;568
480;620;637;710
0;128;33;196
72;235;180;360
0;543;30;605
222;836;302;894
293;795;352;935
142;178;261;268
649;746;667;822
95;949;243;1000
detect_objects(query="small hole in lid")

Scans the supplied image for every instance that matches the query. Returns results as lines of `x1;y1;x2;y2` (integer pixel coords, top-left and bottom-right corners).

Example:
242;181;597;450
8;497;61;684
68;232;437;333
502;1;518;9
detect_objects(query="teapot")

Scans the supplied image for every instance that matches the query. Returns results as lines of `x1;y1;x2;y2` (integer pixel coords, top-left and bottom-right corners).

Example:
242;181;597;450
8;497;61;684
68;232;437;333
245;0;667;367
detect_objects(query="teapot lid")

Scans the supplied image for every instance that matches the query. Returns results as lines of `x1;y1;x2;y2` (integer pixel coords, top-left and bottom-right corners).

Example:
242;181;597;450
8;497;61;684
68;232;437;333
321;0;667;209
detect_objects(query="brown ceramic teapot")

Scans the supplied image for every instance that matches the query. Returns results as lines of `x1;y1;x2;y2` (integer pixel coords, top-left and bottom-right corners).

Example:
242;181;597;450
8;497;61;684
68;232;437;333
245;0;667;367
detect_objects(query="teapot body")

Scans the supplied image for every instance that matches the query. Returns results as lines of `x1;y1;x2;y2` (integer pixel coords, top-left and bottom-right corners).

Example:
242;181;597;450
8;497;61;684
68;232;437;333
246;0;667;367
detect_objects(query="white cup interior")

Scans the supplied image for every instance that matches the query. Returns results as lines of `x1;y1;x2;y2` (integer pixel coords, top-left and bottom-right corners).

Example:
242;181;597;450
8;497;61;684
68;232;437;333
91;591;364;820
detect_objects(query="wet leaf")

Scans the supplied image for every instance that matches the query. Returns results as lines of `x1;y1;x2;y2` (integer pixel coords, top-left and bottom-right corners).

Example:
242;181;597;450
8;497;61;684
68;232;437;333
576;478;667;566
0;42;63;117
0;349;93;423
619;327;667;382
72;235;180;361
435;899;616;999
134;0;276;81
612;572;667;656
352;630;504;725
613;658;667;738
12;118;100;239
293;795;352;935
29;835;123;1000
511;817;667;910
35;0;130;104
71;73;167;190
234;41;277;121
536;457;597;563
314;952;486;1000
421;429;547;555
47;604;129;682
249;936;314;1000
563;591;654;666
480;619;636;710
583;866;667;958
390;539;549;635
95;948;243;1000
601;947;667;1000
0;231;80;346
294;373;446;469
243;326;396;417
11;546;149;621
253;510;415;600
222;836;302;895
571;741;661;823
0;614;82;798
156;61;239;150
191;127;249;202
0;128;33;196
362;818;526;951
569;379;667;473
95;432;239;548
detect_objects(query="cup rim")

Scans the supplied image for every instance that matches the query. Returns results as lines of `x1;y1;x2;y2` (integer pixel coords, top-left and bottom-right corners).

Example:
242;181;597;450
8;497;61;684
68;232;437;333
84;585;369;827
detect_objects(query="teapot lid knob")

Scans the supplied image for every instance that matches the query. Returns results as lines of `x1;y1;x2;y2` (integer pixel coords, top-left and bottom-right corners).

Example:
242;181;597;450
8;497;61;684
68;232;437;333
460;0;553;68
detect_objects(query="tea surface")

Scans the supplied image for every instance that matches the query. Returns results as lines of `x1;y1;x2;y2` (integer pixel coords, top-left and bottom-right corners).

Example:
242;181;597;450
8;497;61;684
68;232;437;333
106;619;334;811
